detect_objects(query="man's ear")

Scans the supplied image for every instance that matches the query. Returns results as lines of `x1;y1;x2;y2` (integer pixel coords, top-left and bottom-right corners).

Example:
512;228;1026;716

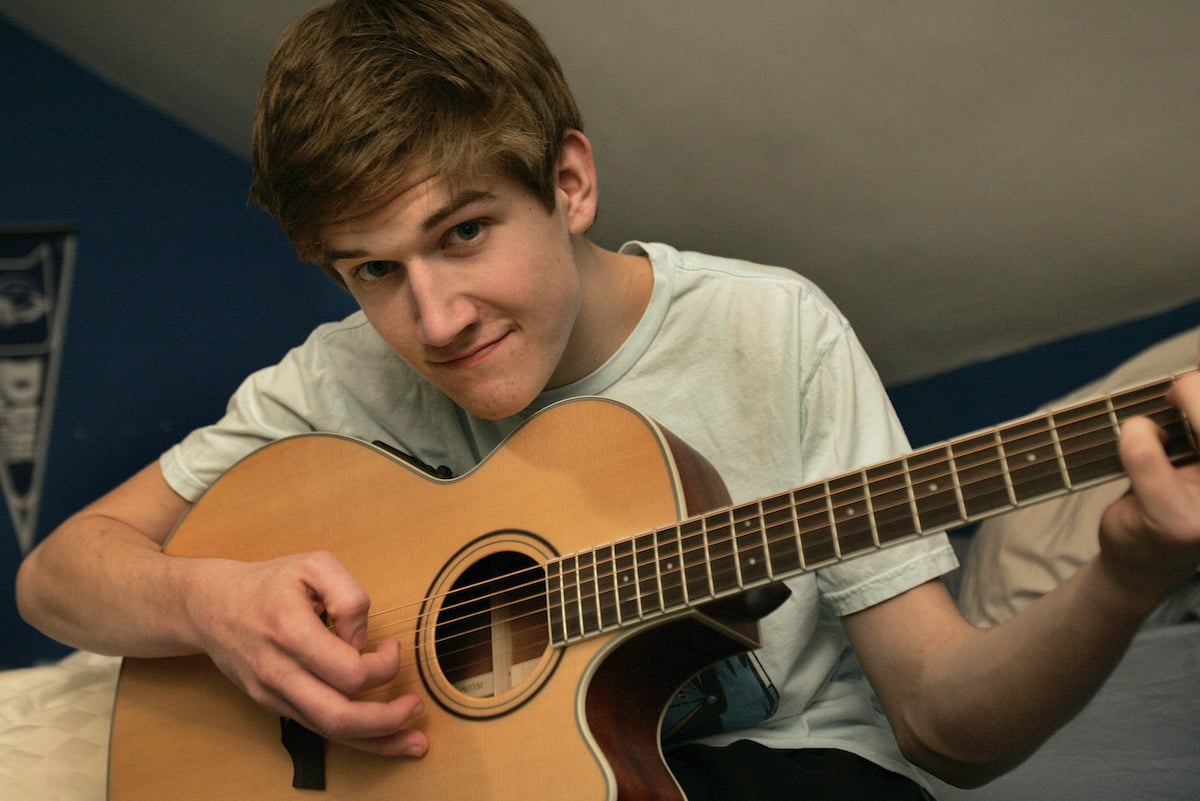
555;129;599;235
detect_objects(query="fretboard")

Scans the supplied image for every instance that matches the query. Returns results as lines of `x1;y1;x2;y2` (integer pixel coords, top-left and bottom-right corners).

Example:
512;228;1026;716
545;371;1197;646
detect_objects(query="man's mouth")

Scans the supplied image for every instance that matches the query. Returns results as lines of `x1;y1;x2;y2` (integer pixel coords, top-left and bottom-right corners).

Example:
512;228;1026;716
433;333;509;369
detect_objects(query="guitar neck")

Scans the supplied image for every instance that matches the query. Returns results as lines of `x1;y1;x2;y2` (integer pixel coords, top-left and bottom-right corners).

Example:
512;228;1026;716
545;370;1198;645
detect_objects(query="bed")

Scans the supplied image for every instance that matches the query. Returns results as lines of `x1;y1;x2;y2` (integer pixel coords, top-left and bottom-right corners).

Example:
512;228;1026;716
1;328;1197;801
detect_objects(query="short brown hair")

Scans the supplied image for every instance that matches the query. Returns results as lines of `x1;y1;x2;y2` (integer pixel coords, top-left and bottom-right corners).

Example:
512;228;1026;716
250;0;583;264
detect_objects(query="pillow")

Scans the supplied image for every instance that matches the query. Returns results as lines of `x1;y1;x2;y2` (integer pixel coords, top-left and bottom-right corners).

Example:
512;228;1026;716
957;326;1200;627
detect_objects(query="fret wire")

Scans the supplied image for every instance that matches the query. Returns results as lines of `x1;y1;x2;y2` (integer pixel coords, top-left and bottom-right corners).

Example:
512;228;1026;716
900;455;924;532
557;553;579;641
908;447;961;530
763;496;801;574
673;524;691;607
867;462;919;544
634;532;659;616
709;509;742;594
630;534;645;620
733;504;750;574
597;543;618;629
945;443;969;521
573;553;588;642
790;490;808;570
651;528;665;610
992;429;1019;507
953;433;1008;517
1045;409;1072;489
675;522;693;605
860;468;880;548
828;474;874;555
1105;392;1123;436
584;550;603;633
823;480;842;560
794;486;835;565
574;549;590;636
728;509;745;589
1005;418;1074;503
614;538;638;624
679;519;709;603
735;500;770;582
759;500;776;578
592;547;611;631
546;559;566;644
657;526;686;610
701;515;715;597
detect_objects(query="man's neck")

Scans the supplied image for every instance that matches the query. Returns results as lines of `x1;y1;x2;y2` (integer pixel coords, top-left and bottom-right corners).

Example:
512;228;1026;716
552;239;653;388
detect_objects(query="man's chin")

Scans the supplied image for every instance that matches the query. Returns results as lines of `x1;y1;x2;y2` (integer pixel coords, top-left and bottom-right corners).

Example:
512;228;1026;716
446;386;538;421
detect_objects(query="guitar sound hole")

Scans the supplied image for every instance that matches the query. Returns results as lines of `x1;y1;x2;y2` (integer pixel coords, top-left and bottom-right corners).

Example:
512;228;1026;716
435;551;549;699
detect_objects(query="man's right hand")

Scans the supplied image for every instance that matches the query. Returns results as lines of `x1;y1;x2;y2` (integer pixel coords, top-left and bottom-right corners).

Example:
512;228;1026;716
185;549;430;757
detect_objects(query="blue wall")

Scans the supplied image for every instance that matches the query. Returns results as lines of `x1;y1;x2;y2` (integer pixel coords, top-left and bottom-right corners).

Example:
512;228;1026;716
889;298;1200;448
1;17;355;666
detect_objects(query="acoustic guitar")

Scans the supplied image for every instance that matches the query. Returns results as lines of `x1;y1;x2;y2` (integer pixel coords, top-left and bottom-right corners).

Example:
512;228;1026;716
108;374;1197;800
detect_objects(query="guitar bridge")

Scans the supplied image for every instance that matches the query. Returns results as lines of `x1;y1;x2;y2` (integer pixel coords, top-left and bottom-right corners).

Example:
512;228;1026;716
280;717;326;791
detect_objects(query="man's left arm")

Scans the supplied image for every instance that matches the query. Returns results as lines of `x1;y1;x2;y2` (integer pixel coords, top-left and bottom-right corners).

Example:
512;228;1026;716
844;372;1200;789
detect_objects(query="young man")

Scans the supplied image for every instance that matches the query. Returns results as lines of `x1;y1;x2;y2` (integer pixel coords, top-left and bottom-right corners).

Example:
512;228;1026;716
16;1;1200;798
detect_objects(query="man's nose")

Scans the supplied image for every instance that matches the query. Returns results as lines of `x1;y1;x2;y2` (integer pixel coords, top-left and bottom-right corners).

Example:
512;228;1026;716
406;261;478;347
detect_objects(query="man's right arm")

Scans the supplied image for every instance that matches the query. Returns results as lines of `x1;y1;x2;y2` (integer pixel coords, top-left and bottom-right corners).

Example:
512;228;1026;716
16;461;198;657
15;462;430;757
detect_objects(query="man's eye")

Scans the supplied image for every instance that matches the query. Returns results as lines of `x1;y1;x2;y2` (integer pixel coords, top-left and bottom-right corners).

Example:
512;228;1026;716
356;261;398;282
449;220;484;244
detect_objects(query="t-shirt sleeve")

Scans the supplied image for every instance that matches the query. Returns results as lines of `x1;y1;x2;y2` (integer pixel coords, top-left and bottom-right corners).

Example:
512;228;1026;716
159;354;324;502
799;322;959;616
157;318;368;501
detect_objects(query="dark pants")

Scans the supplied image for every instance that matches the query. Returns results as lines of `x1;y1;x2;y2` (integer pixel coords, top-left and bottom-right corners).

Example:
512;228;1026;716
666;740;935;801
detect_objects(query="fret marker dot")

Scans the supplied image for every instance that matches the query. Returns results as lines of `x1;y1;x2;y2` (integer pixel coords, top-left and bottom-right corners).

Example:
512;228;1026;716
928;483;939;492
1025;452;1037;462
846;506;855;516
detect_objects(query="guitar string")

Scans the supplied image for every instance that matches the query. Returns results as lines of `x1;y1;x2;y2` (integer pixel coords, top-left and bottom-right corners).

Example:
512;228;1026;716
345;388;1191;693
355;398;1190;695
371;382;1183;638
358;388;1185;659
367;388;1183;663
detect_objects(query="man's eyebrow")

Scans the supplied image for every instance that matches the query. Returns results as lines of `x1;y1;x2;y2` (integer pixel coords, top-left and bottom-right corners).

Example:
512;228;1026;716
422;188;496;232
320;247;367;274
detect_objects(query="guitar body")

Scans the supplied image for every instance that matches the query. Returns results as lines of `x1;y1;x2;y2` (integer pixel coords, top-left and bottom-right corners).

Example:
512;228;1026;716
108;398;758;801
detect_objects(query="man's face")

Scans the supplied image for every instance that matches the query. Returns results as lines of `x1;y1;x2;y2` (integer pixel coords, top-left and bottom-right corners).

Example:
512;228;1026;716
319;170;586;420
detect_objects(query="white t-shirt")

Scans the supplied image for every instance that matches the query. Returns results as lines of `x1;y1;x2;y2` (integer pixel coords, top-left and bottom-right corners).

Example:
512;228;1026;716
161;241;956;782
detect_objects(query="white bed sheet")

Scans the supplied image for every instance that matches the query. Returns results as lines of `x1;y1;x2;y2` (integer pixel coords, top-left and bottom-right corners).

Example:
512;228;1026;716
0;651;117;801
